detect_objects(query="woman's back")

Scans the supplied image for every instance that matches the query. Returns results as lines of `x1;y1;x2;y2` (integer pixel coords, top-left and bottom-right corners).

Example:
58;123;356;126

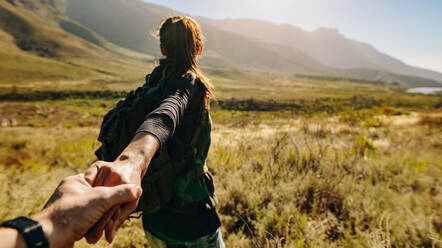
134;62;221;244
87;15;224;248
137;64;206;160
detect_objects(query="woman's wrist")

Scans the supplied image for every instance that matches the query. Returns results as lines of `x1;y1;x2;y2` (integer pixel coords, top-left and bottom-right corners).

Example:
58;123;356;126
116;152;147;182
116;132;160;180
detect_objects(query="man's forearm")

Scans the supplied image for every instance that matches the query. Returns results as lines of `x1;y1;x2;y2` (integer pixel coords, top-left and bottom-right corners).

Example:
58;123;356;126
116;132;160;179
0;213;56;248
1;173;142;248
0;228;27;248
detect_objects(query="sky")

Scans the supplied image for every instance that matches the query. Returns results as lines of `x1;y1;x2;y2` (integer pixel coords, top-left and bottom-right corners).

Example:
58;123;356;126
143;0;442;73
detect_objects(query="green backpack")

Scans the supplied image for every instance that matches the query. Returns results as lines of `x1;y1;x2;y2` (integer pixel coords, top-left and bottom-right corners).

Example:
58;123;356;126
95;67;217;214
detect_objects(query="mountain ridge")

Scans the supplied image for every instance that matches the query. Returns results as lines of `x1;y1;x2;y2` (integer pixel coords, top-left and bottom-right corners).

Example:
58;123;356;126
0;0;440;87
198;17;442;83
63;0;440;85
63;0;329;75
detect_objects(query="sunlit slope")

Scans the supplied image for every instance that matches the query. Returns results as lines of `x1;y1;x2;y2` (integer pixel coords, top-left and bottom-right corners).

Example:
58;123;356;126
2;0;440;87
201;18;442;83
63;0;441;85
64;0;326;74
0;1;101;84
0;0;151;85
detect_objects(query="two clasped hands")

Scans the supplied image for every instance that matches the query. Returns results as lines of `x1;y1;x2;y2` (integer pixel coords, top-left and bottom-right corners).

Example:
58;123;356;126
0;159;144;248
38;157;143;248
0;133;159;248
82;158;145;244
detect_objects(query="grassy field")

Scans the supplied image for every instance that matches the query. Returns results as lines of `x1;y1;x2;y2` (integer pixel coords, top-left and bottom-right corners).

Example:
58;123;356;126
0;74;441;247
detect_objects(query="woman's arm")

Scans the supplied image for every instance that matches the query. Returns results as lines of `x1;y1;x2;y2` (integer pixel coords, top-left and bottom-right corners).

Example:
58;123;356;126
85;133;160;188
117;133;160;179
83;76;196;243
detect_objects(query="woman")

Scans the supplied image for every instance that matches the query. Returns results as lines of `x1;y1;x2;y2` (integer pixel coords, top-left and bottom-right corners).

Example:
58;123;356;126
83;16;225;247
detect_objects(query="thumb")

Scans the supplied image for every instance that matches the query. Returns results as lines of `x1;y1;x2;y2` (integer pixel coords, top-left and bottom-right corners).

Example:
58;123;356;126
100;184;142;208
84;165;99;186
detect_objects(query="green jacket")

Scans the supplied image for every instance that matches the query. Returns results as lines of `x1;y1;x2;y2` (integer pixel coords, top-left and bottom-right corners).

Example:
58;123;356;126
95;65;217;215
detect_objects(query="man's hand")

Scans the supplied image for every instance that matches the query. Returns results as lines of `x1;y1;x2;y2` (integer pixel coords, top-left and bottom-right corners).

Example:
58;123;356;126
83;132;160;244
83;160;143;243
33;174;142;248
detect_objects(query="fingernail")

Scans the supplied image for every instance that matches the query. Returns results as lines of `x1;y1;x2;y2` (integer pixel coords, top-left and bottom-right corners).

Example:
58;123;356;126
110;229;115;242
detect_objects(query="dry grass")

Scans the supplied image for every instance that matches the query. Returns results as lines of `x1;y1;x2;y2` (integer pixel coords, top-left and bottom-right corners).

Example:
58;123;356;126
0;107;441;247
210;114;441;247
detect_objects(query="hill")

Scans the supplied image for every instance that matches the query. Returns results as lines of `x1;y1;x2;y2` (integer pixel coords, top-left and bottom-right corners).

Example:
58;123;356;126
0;0;152;85
63;0;328;74
198;18;442;83
62;0;442;86
0;0;440;87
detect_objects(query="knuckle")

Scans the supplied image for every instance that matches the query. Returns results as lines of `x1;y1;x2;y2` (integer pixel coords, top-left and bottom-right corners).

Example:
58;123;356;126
92;160;108;169
101;190;116;204
122;187;135;199
62;175;78;184
91;161;102;167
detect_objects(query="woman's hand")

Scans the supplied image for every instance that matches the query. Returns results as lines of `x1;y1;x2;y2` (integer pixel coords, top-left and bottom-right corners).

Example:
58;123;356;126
34;174;142;248
85;160;143;188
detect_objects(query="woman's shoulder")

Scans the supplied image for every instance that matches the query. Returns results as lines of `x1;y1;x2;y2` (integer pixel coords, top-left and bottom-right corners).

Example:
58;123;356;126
164;72;202;91
164;73;205;108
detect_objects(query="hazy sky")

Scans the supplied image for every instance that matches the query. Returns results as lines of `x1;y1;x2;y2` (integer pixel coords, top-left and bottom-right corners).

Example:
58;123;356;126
143;0;442;73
